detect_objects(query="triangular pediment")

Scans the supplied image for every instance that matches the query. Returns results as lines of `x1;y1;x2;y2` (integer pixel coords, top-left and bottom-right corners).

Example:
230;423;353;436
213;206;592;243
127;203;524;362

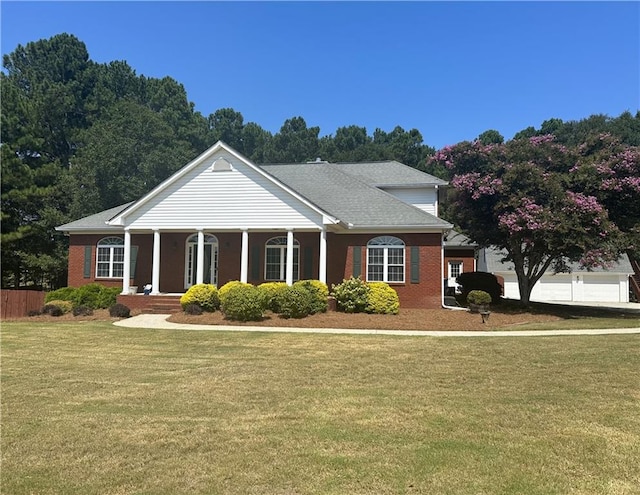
108;142;336;230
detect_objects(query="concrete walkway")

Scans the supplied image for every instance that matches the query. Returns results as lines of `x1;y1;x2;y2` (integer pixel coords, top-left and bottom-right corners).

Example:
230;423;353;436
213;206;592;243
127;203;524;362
114;314;640;337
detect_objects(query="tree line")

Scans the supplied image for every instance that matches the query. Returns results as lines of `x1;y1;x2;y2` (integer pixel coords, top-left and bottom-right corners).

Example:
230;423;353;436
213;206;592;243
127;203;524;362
2;33;639;291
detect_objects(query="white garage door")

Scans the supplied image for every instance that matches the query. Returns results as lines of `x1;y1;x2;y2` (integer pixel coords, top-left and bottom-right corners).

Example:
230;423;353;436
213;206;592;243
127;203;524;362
532;276;572;301
582;275;621;302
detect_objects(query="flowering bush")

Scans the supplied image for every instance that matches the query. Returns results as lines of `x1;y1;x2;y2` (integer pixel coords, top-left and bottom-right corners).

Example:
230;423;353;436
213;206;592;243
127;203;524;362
180;284;219;312
331;277;370;313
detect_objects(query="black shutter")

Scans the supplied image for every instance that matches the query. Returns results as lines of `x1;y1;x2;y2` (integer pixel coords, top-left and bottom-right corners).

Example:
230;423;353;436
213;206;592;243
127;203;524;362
353;246;362;278
83;246;92;278
410;246;420;283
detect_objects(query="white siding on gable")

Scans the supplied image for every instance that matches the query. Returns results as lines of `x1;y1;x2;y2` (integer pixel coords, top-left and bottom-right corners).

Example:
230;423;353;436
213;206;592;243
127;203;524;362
382;187;438;216
125;151;324;230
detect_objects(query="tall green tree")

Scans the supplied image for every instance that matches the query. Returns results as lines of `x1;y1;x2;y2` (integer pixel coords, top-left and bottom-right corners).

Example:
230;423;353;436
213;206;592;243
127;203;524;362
68;99;198;214
1;34;210;287
264;117;320;163
477;129;504;145
1;34;93;287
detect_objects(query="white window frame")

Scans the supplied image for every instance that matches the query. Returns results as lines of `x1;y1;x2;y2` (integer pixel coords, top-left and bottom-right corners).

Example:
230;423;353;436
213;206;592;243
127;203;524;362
448;260;463;280
96;237;125;279
184;233;219;288
366;236;405;283
265;236;299;282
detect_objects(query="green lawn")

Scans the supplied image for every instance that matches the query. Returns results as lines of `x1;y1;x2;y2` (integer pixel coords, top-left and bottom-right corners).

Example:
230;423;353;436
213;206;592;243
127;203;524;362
2;322;639;495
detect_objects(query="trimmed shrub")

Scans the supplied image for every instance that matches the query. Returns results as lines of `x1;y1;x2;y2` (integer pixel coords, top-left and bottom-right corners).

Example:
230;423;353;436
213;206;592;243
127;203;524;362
184;303;203;316
331;277;370;313
45;287;77;303
109;303;131;318
258;282;288;313
27;309;42;317
72;305;94;317
366;282;399;315
277;285;316;319
42;304;63;317
71;283;120;309
467;290;492;305
45;300;73;314
220;284;266;322
456;272;502;304
180;284;220;312
293;280;329;314
218;281;252;307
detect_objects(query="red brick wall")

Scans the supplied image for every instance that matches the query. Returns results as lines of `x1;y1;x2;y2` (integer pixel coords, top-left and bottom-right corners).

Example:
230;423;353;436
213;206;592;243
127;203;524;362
443;249;476;278
68;234;152;290
68;231;446;308
326;233;444;309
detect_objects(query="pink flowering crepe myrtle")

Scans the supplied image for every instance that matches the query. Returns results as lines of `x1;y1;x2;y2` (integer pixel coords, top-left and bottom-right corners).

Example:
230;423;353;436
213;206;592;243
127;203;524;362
427;134;632;305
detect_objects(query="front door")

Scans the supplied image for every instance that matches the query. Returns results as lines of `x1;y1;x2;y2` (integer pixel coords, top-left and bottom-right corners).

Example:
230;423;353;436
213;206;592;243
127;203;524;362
185;234;218;288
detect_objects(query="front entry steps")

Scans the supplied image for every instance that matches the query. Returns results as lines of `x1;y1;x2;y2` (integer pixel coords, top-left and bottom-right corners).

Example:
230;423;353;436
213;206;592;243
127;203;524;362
117;294;183;314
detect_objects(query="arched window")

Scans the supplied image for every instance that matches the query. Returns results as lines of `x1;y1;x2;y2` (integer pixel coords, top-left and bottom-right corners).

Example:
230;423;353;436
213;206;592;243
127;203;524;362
367;236;405;283
96;237;125;278
265;236;299;281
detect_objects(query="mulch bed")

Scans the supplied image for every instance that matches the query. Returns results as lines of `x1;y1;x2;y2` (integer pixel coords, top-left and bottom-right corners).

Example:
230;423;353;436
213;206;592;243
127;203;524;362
167;308;563;331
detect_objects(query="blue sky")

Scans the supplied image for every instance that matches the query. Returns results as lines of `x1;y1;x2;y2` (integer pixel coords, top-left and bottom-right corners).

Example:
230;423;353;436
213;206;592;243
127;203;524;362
2;1;638;149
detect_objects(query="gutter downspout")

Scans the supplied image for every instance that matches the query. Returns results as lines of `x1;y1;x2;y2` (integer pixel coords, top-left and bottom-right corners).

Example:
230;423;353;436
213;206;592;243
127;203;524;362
441;230;467;311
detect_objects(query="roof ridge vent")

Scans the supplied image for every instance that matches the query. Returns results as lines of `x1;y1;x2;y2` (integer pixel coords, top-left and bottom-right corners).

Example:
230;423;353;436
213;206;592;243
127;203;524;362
306;157;329;164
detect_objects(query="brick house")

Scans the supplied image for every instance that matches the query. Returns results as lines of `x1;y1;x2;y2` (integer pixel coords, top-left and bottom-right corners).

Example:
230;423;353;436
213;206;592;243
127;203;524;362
57;141;476;310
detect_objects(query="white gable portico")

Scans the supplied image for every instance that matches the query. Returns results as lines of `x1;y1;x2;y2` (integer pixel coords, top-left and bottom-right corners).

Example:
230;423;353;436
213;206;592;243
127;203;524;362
109;142;338;294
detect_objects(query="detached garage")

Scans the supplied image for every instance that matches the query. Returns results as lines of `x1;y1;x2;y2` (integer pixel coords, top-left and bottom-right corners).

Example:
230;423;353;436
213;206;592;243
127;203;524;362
479;248;633;303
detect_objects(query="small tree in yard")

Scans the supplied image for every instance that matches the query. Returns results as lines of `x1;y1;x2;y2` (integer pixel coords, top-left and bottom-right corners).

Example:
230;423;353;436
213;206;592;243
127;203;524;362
429;135;635;307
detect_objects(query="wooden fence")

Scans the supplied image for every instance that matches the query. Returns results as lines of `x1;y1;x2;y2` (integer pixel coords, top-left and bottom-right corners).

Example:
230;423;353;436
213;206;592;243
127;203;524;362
1;289;45;319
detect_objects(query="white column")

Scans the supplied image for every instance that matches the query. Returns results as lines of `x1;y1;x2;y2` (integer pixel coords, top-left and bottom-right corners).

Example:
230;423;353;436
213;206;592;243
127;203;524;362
240;229;249;283
121;229;131;295
151;229;161;295
196;229;205;285
319;226;327;284
286;229;294;286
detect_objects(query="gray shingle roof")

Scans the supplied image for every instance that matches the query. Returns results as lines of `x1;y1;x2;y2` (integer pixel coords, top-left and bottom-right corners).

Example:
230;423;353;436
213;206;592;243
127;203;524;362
56;202;133;231
444;230;478;248
331;161;448;187
479;247;634;274
261;162;451;229
57;158;452;231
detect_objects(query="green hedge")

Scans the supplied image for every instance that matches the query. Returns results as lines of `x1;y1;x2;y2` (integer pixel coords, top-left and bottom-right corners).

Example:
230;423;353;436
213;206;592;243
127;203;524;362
292;280;328;314
45;284;120;309
180;284;220;312
277;285;316;319
366;282;399;315
220;284;266;321
219;281;252;307
258;282;288;313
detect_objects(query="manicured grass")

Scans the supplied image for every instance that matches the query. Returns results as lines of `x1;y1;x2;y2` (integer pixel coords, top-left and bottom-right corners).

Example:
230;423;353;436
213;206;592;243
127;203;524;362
2;322;639;494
